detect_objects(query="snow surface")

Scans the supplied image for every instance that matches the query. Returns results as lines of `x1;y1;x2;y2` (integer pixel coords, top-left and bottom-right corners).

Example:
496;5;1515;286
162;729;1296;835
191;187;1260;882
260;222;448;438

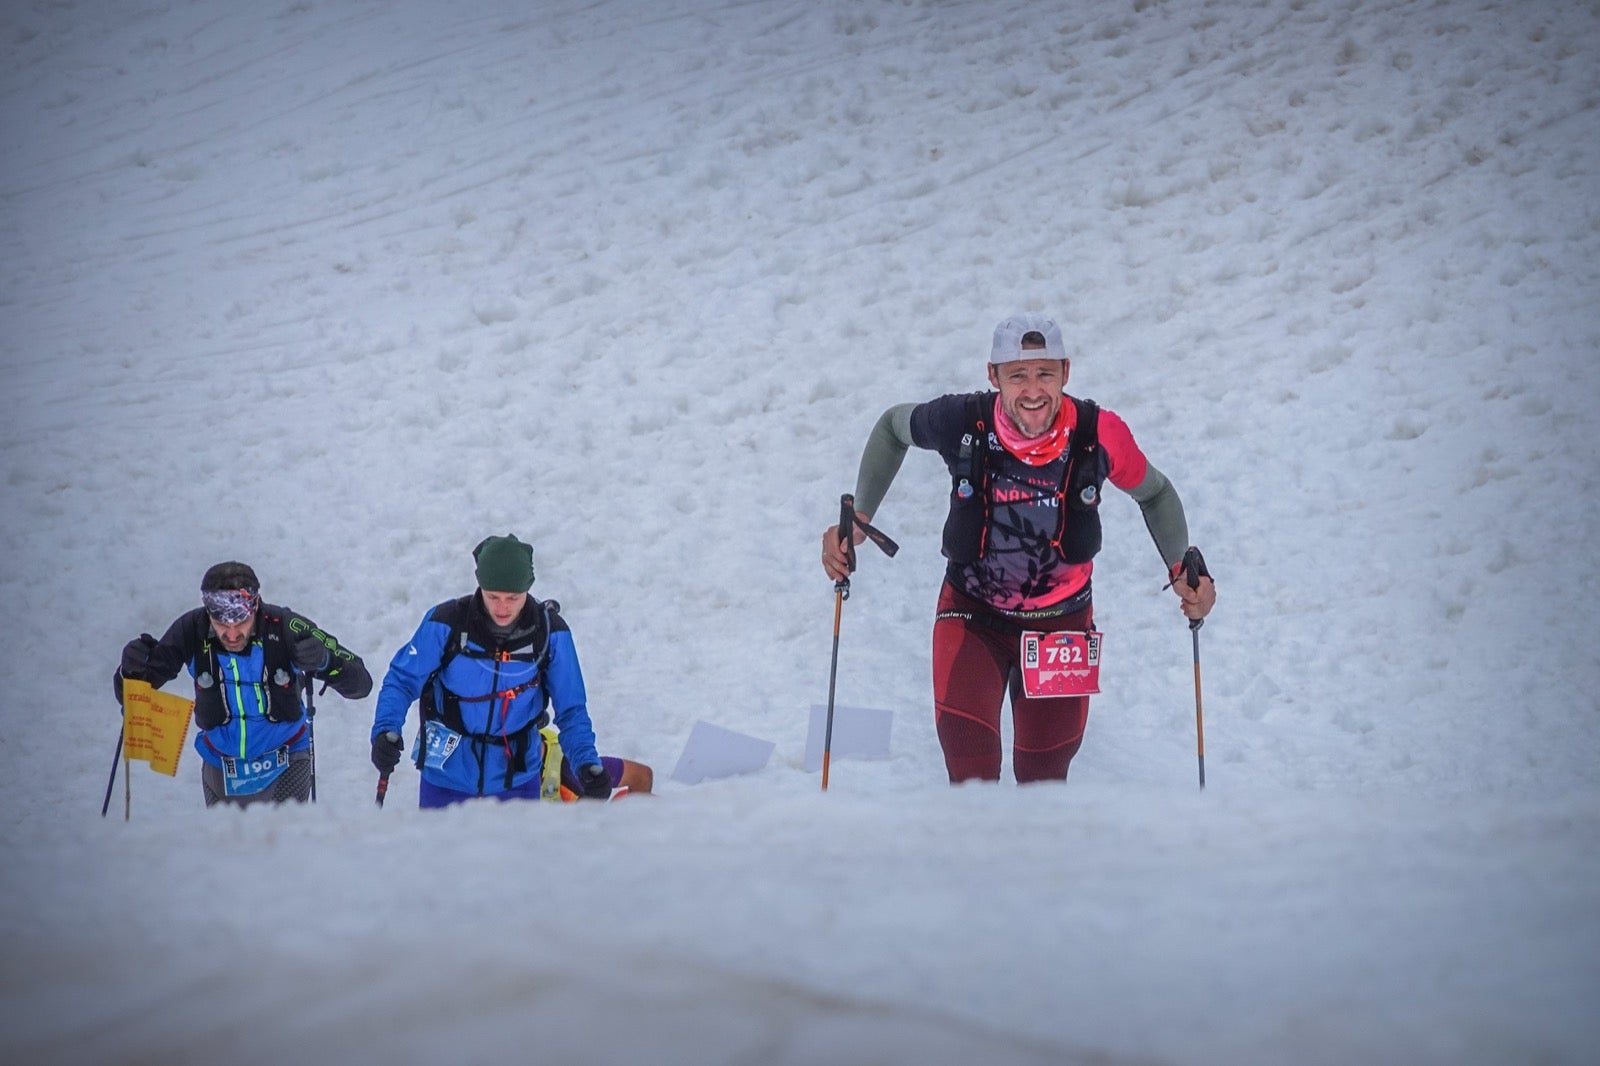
3;1;1599;1063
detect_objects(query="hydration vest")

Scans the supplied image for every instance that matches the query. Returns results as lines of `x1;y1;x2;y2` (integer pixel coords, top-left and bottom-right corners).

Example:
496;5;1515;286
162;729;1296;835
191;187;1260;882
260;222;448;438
416;594;557;787
940;392;1108;565
191;606;302;730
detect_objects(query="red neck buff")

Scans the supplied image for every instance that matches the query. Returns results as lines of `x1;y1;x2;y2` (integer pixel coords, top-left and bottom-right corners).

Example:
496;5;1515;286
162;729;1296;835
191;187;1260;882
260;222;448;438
993;394;1070;465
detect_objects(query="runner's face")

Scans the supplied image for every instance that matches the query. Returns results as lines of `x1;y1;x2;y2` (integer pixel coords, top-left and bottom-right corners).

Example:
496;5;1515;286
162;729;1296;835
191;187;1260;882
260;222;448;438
988;356;1067;438
481;589;528;626
209;616;256;652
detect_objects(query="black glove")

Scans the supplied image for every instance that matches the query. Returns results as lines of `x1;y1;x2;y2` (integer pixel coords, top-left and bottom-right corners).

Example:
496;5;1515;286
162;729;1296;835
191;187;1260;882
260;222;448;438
371;731;404;774
292;636;331;674
120;633;159;680
115;633;162;706
577;763;612;800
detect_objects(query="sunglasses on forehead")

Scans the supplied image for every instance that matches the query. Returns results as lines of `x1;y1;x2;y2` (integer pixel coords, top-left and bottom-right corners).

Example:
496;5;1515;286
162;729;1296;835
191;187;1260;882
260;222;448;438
202;588;259;624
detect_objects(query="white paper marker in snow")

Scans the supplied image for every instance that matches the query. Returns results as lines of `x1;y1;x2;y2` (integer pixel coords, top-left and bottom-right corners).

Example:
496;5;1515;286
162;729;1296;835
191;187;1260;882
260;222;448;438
804;703;892;773
669;720;776;785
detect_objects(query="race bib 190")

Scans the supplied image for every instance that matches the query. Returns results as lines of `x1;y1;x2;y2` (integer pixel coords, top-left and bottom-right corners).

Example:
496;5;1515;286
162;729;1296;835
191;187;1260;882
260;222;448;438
221;748;289;796
1020;630;1102;698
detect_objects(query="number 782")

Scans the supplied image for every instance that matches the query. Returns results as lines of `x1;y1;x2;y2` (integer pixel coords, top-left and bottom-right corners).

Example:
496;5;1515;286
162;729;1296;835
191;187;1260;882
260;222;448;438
1044;642;1084;666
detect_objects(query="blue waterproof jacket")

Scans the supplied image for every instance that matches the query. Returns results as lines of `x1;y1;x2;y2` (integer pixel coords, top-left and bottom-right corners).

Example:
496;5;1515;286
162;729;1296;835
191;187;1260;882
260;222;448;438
371;593;600;796
189;639;312;767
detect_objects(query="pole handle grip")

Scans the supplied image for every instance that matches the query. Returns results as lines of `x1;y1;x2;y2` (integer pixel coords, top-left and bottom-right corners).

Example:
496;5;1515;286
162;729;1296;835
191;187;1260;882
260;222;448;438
375;731;403;808
838;493;900;561
1182;546;1210;632
838;494;858;575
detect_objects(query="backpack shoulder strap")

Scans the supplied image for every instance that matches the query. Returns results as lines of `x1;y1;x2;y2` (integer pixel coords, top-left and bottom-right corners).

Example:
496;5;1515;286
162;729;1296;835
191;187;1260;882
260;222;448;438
262;605;302;671
430;595;473;674
1061;397;1104;503
955;391;992;489
1071;397;1099;453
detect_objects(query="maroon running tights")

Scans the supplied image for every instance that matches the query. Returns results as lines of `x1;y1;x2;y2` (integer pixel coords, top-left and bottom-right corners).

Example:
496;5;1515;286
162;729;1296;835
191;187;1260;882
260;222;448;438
931;582;1091;784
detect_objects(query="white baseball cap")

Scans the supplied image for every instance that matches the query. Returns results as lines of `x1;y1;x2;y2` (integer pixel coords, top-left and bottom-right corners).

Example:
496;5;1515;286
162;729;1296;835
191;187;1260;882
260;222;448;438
990;312;1067;363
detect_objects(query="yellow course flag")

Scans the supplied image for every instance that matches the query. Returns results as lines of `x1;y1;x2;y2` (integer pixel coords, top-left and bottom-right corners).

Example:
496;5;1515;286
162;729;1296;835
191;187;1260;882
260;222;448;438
122;678;194;777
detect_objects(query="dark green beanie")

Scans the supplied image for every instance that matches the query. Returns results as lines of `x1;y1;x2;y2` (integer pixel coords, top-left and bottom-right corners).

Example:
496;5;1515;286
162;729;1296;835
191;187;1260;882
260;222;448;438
473;535;535;592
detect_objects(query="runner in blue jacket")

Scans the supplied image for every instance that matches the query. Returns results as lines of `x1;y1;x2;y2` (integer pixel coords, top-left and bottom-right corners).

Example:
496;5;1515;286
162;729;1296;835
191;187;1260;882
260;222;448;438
370;534;613;808
114;561;372;807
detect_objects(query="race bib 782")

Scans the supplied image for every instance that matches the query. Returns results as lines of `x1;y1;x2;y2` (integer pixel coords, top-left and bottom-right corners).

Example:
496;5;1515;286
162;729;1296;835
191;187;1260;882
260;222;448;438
1020;630;1102;698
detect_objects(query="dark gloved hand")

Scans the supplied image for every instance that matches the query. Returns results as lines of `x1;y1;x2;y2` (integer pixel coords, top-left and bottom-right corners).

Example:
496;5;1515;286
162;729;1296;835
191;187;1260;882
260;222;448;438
292;636;331;674
120;633;159;680
577;763;612;800
371;731;404;774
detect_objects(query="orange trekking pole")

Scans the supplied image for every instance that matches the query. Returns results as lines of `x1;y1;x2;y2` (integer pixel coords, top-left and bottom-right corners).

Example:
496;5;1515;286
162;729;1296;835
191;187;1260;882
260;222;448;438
821;495;855;792
822;493;897;791
1181;547;1211;790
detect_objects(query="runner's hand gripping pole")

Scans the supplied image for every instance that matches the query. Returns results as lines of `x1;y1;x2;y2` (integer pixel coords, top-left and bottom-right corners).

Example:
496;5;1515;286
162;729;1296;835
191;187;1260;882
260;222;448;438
842;496;899;577
822;494;898;791
374;731;403;808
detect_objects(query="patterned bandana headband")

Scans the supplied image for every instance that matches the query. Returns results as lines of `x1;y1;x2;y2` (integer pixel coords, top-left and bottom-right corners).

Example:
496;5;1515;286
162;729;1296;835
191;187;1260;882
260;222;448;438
202;588;258;624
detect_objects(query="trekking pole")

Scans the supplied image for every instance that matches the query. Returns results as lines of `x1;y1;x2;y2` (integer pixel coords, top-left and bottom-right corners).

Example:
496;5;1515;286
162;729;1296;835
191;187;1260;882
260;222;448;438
821;495;855;792
822;493;899;792
304;674;318;803
1181;547;1211;790
375;731;401;807
100;724;123;818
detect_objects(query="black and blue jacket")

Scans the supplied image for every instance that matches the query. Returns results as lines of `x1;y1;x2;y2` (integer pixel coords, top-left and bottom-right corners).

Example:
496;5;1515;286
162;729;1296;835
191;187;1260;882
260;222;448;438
117;605;371;768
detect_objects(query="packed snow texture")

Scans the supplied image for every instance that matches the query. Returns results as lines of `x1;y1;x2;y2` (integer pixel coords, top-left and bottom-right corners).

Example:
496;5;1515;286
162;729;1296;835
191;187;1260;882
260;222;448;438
2;1;1598;1064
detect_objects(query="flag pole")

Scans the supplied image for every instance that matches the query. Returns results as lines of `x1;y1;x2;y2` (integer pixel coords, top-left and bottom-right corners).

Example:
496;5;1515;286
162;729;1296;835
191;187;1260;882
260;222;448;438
100;725;123;818
123;730;133;821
